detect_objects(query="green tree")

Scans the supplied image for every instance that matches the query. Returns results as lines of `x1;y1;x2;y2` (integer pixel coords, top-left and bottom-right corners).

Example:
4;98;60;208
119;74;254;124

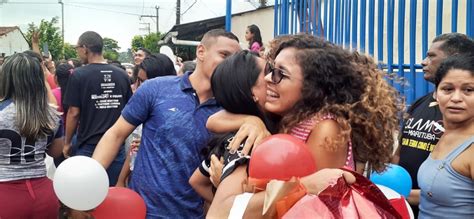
25;17;63;61
63;43;78;60
143;32;161;53
130;32;163;53
131;35;144;52
103;37;120;61
118;49;133;63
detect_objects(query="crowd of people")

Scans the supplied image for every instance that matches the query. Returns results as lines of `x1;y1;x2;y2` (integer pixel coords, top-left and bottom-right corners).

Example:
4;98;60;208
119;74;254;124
0;22;473;218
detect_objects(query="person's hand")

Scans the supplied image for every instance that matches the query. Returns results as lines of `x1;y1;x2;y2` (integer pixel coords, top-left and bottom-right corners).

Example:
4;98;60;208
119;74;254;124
32;31;40;44
228;117;271;155
63;143;72;158
44;56;56;74
301;169;356;195
209;155;224;187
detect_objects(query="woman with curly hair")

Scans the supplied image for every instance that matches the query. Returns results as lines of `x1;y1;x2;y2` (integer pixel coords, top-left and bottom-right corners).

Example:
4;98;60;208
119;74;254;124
206;34;404;218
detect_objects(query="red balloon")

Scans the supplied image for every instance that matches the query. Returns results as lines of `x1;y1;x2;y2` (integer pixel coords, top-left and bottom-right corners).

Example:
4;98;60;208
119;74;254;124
248;134;317;189
91;187;146;219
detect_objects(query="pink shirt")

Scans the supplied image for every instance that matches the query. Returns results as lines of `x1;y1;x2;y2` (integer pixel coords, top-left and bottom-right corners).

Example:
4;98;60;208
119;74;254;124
289;113;355;170
250;42;261;53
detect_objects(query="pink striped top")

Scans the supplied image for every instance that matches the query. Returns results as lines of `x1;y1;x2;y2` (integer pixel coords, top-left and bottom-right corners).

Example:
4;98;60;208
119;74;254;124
289;113;355;170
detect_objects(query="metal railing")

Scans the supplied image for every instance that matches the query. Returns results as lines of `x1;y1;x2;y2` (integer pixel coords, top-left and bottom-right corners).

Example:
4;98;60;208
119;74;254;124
274;0;474;105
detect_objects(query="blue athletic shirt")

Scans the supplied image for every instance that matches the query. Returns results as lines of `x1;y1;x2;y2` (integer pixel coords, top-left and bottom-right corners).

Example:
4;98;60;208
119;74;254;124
122;72;220;218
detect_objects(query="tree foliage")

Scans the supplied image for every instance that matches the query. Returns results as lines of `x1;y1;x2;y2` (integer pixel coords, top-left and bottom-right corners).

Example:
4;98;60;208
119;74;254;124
103;37;120;61
118;49;133;63
25;17;63;61
130;32;163;53
63;43;77;60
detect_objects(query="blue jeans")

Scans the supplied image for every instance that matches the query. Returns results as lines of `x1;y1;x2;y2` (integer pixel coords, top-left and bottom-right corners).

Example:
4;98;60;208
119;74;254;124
72;143;125;186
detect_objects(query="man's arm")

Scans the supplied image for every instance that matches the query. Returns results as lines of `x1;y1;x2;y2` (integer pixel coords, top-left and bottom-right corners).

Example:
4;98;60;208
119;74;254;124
64;106;80;157
92;116;136;169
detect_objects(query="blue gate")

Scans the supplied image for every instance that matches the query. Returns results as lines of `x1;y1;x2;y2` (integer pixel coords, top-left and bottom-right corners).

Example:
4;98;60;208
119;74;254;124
273;0;474;105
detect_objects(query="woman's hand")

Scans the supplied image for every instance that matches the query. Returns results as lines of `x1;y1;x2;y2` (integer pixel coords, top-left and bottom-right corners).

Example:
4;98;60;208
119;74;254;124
301;169;356;195
228;117;271;155
209;155;224;187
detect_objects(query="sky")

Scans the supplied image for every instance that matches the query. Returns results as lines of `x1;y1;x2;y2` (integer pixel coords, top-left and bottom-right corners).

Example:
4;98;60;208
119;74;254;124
0;0;273;51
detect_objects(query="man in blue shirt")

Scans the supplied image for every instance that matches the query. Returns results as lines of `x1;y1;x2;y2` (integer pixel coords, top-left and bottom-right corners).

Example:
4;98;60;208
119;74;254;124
93;29;241;218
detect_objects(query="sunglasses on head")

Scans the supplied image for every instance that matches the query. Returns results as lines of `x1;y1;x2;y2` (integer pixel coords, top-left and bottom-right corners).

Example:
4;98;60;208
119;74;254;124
264;62;289;84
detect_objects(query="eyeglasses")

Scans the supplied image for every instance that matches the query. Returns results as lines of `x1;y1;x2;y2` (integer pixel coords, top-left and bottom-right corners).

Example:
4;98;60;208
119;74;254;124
264;62;290;84
74;45;84;49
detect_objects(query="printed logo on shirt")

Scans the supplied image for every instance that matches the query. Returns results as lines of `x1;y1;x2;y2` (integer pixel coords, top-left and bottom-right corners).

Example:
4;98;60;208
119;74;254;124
168;107;178;112
401;118;444;152
0;129;44;164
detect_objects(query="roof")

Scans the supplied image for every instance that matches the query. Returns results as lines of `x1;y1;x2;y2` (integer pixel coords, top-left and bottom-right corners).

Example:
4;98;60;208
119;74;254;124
0;26;20;37
167;16;225;42
162;5;274;42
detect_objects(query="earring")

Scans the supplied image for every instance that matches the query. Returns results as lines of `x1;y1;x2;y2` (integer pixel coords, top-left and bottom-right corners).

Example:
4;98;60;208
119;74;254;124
253;96;259;102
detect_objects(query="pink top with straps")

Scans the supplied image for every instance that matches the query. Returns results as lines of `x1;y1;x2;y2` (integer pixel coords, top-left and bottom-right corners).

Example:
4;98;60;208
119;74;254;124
289;113;355;170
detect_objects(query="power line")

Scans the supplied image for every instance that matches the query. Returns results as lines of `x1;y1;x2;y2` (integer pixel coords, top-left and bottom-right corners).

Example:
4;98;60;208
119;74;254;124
65;3;142;16
180;0;196;16
2;1;56;4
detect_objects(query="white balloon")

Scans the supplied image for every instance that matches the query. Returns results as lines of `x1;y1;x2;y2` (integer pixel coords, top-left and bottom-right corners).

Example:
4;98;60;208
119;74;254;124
376;184;415;219
53;156;109;211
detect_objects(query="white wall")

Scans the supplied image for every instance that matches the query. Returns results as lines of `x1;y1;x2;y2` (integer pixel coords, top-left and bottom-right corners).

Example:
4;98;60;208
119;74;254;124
0;29;29;56
232;7;275;49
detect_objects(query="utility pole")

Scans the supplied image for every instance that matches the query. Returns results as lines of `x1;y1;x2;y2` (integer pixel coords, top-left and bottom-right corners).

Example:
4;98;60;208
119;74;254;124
176;0;180;25
156;6;159;33
58;0;64;58
140;6;160;34
139;23;151;34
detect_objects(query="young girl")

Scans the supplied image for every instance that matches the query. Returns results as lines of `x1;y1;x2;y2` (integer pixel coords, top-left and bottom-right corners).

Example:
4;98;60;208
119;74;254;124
207;35;403;218
245;24;263;54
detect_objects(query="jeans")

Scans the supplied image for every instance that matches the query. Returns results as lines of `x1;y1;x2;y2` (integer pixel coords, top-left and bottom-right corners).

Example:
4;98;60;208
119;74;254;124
72;143;125;186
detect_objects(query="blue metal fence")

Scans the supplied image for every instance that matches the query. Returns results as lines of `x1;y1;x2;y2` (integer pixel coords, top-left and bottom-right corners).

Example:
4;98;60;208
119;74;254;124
273;0;474;105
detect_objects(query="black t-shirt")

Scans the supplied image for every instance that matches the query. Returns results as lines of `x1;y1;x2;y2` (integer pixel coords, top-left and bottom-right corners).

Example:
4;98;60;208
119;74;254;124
399;92;443;189
64;63;132;147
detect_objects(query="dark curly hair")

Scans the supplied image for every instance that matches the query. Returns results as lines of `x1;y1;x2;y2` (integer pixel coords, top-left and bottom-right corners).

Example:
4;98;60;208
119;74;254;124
275;34;404;172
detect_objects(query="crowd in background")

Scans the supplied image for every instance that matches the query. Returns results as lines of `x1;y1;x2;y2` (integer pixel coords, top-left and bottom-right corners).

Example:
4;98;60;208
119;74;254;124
0;23;473;219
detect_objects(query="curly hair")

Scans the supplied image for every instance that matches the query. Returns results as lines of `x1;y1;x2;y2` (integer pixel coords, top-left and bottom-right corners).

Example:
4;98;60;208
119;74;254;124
265;35;294;61
347;52;405;172
276;35;404;172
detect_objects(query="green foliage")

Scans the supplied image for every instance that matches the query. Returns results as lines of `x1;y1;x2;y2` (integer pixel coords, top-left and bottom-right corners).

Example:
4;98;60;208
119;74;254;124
130;32;163;53
63;43;77;60
131;35;144;52
103;37;120;61
118;49;133;63
25;17;63;61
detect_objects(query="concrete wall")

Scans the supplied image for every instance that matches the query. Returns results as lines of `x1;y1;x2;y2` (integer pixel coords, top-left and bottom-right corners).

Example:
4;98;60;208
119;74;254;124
231;7;275;50
0;29;29;56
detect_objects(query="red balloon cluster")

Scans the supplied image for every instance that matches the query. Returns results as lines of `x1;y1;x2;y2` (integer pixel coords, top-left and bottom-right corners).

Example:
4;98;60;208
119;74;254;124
91;187;146;219
248;134;317;190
